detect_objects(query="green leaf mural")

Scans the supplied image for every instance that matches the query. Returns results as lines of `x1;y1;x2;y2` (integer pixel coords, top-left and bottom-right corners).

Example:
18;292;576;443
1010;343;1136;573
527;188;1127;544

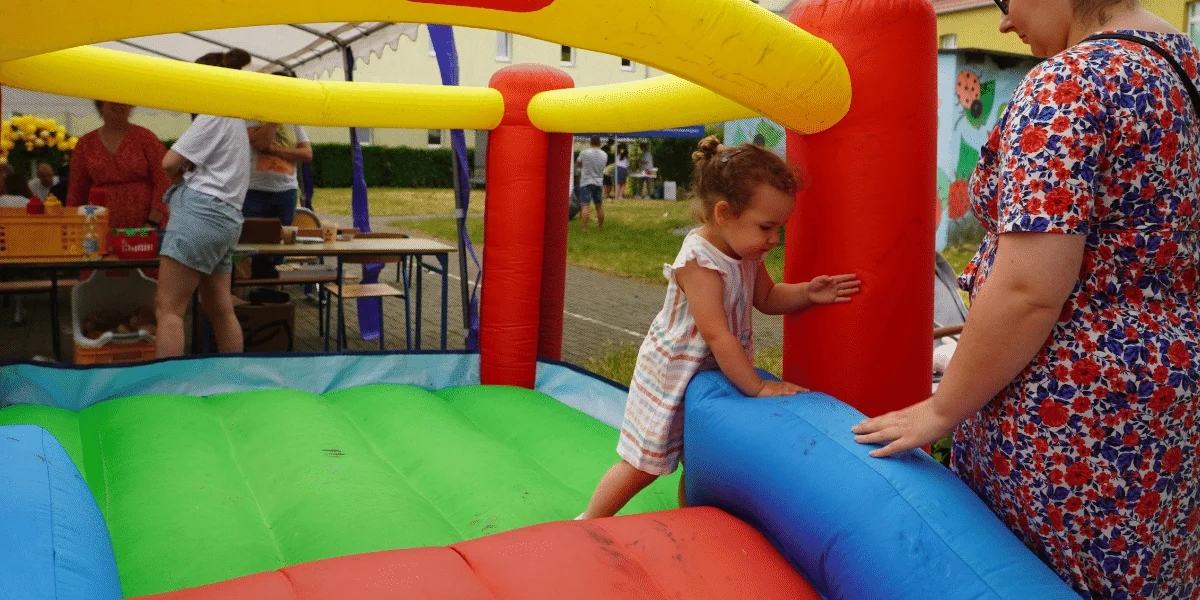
938;167;952;199
957;139;980;182
755;120;785;148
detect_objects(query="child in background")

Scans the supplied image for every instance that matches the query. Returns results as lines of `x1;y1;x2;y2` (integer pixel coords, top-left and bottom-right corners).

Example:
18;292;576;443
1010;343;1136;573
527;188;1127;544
578;136;861;519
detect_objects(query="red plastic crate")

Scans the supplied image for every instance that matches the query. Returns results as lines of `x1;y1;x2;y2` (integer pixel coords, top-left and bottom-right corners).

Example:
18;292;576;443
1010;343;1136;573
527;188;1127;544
108;229;160;259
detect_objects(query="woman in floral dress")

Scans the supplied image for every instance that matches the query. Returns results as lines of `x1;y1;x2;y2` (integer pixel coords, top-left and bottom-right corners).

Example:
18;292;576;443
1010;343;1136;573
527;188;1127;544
852;1;1198;597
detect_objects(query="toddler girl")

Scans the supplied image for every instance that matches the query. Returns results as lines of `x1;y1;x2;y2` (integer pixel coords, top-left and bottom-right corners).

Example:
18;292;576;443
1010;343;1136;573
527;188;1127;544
578;136;860;519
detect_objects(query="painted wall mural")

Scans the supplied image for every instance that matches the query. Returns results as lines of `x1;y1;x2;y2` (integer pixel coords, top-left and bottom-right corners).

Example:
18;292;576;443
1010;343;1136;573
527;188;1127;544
724;116;787;160
936;52;1037;251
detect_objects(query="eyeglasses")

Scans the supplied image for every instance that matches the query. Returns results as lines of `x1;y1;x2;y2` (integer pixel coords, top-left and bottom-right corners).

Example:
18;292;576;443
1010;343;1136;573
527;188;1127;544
993;0;1008;15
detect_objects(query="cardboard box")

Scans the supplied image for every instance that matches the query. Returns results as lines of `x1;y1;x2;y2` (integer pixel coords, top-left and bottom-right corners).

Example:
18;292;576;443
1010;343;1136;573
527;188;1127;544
228;296;295;353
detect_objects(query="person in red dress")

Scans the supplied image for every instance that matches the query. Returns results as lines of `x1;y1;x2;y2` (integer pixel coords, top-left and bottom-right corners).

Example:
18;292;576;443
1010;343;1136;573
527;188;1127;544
66;101;172;229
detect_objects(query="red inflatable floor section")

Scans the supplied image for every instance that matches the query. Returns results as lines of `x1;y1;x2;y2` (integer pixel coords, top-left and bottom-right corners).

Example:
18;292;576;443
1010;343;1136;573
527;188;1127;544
137;507;819;600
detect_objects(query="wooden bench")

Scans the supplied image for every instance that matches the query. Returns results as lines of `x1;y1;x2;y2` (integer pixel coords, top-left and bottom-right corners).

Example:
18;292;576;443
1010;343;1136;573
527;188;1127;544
0;279;80;294
0;278;79;328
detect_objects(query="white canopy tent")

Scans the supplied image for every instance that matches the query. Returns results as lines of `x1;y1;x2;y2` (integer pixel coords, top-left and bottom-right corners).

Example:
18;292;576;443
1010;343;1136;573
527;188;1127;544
1;22;420;119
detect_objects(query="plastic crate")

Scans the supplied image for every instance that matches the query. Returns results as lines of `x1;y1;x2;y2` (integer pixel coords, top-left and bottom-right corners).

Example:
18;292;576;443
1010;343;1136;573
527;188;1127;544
74;340;157;365
108;228;161;259
72;270;157;364
0;209;109;258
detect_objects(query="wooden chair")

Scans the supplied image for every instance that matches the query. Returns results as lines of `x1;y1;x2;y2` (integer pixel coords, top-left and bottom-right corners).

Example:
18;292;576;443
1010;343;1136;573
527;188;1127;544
291;207;321;230
321;232;413;351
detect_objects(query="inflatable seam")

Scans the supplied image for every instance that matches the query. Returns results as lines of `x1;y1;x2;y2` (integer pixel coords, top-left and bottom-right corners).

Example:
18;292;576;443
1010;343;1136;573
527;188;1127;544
784;401;1008;598
329;397;471;541
275;567;300;600
606;519;682;600
39;428;61;600
445;545;499;600
94;421;112;525
215;406;288;569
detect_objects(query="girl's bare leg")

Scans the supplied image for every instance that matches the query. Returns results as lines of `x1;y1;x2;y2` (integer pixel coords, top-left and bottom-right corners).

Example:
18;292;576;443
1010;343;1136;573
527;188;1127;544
580;460;657;519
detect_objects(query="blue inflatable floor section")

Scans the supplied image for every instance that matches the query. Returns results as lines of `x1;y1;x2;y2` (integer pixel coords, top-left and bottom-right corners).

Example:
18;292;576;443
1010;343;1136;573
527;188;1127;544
683;369;1079;600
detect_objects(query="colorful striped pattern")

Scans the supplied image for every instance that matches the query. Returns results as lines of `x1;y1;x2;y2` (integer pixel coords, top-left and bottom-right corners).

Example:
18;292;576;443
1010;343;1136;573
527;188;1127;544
617;231;757;475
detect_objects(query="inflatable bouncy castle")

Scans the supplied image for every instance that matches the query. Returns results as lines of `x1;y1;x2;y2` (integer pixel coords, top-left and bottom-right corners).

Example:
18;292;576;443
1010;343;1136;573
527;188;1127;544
0;0;1079;598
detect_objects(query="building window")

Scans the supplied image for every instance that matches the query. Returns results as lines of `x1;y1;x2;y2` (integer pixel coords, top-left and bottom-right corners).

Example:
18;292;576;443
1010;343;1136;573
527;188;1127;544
940;34;958;50
428;129;443;148
355;128;373;146
496;32;512;62
621;57;634;72
560;45;576;67
1190;3;1200;45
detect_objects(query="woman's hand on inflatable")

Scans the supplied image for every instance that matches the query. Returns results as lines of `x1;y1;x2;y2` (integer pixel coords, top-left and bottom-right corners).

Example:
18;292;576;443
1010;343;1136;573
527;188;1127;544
851;396;958;458
757;380;808;398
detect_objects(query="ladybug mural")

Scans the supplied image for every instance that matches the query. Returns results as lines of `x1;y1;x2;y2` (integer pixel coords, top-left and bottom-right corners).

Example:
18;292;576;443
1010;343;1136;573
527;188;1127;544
956;70;982;117
955;69;996;129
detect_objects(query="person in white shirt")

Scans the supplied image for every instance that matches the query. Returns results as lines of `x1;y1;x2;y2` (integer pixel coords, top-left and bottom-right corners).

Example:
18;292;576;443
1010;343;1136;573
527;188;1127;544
27;163;58;200
575;136;609;231
155;65;252;357
635;142;655;199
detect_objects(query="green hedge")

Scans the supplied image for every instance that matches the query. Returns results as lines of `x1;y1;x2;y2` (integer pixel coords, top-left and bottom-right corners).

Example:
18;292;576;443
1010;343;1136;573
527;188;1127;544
648;138;699;191
645;125;725;191
4;149;70;181
310;144;474;188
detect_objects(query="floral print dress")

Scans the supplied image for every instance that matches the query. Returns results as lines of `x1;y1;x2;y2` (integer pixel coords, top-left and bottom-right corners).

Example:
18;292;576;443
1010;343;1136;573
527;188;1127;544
957;31;1199;599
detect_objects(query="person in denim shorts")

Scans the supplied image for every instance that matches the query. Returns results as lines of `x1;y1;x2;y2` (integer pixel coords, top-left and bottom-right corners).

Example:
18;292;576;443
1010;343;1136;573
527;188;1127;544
576;136;608;231
156;75;251;357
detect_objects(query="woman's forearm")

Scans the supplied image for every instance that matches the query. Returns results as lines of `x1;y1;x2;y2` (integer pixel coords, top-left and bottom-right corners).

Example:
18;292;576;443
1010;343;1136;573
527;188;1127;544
266;145;313;164
933;279;1064;423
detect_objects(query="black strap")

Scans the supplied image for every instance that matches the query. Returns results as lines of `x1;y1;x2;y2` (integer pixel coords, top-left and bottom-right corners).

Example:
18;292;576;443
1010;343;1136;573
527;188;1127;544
1086;33;1200;119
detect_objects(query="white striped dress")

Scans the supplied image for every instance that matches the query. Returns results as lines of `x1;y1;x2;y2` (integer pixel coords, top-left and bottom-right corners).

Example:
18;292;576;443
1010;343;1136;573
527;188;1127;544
617;230;757;475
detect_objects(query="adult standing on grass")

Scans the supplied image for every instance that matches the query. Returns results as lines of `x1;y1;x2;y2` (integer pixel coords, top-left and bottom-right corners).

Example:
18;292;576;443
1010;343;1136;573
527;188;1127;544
577;136;608;232
853;1;1198;597
635;141;654;199
602;137;615;199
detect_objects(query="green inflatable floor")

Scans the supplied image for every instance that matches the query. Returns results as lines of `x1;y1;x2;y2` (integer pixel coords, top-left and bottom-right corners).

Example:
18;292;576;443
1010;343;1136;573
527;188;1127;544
0;384;680;598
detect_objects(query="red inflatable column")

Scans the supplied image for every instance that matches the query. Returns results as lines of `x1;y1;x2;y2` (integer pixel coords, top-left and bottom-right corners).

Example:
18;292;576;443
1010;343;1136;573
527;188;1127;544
783;0;937;417
539;132;573;361
482;65;573;387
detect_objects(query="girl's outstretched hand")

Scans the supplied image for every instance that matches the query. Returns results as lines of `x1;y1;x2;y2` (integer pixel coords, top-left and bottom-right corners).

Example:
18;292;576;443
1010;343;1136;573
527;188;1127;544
850;396;959;458
807;274;861;305
756;380;808;397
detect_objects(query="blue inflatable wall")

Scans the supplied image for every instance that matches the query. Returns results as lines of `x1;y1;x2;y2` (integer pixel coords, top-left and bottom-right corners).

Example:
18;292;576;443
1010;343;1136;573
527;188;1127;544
0;425;122;600
683;370;1078;600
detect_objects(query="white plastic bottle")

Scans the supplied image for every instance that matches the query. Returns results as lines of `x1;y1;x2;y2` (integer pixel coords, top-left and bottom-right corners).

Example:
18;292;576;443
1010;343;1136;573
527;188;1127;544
82;205;101;261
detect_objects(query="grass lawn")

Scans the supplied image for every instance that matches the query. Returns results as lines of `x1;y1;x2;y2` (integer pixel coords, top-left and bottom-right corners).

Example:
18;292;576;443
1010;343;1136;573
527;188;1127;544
941;243;976;278
585;342;784;390
314;187;978;286
388;198;789;283
311;188;484;219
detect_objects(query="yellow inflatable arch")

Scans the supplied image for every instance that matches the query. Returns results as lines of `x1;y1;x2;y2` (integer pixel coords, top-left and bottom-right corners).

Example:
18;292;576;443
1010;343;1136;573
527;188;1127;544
0;0;851;134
